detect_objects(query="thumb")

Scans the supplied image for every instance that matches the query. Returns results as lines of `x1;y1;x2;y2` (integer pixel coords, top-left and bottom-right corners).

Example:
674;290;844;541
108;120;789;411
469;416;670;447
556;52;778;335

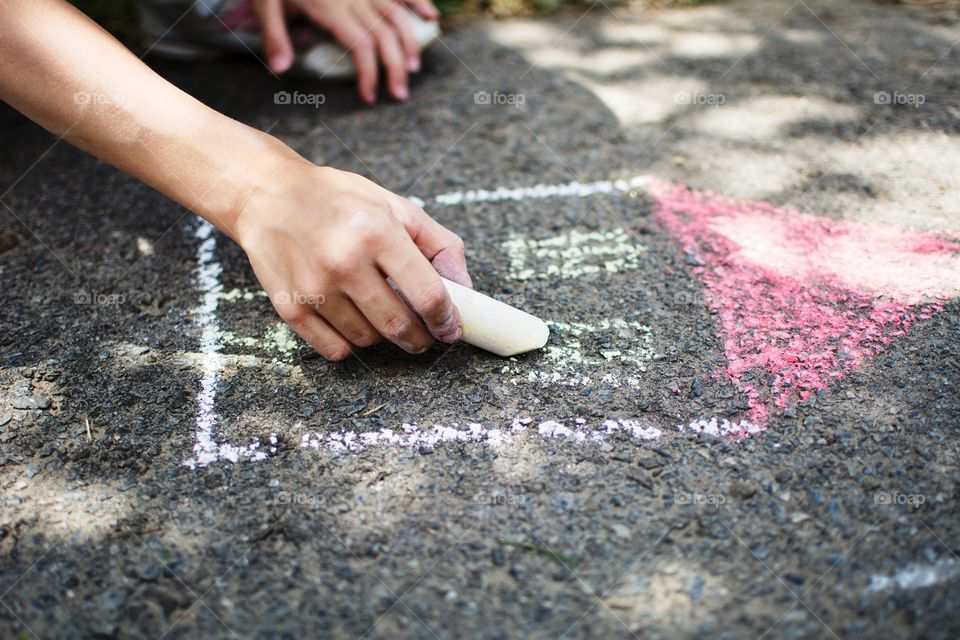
255;0;294;73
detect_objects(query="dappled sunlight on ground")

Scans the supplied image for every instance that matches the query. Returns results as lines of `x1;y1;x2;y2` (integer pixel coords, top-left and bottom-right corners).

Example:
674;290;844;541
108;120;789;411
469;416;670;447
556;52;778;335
602;558;744;634
488;0;959;236
3;473;131;541
688;95;861;142
565;73;709;126
666;144;810;201
819;131;960;232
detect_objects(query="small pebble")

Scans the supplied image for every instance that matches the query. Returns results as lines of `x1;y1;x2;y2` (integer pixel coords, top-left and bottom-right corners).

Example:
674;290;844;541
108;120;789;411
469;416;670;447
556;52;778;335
11;396;51;411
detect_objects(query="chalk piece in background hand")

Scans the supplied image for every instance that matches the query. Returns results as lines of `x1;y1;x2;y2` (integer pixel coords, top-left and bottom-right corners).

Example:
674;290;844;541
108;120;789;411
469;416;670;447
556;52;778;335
442;277;549;357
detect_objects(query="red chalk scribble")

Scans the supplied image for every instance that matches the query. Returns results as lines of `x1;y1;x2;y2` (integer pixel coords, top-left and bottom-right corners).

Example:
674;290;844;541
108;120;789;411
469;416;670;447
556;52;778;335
651;182;960;430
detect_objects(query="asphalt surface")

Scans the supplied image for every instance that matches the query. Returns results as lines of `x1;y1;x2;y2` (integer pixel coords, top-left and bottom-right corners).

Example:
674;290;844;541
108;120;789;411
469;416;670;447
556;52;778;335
1;0;959;638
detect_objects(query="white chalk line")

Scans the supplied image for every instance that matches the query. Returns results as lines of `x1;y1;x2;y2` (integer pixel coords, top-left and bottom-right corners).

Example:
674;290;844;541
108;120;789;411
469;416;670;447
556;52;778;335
409;174;654;208
865;558;960;595
301;416;662;454
679;416;763;438
185;174;737;466
501;227;645;281
184;221;277;469
504;319;654;389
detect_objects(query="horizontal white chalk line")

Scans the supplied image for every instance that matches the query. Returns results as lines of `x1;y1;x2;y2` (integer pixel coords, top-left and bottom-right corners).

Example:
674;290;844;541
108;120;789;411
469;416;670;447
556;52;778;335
300;416;663;453
865;558;960;595
679;417;765;438
408;175;654;209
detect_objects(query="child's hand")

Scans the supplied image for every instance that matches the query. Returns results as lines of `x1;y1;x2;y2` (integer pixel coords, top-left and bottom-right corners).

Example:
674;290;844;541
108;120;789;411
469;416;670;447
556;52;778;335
253;0;440;104
0;0;463;365
235;161;471;361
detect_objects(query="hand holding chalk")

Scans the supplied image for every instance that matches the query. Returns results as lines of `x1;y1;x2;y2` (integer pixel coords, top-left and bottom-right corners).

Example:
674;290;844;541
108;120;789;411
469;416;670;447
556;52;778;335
441;278;549;357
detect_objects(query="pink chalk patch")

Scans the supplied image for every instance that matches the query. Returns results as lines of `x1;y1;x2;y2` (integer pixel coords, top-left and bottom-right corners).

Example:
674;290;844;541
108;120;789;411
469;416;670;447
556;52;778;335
651;182;959;427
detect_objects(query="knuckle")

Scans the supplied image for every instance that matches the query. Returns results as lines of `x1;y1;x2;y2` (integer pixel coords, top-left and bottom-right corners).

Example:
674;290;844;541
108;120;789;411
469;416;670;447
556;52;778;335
354;31;375;50
276;303;308;325
322;254;354;278
296;278;325;297
383;312;412;341
346;327;378;347
372;24;395;44
341;211;388;251
356;227;386;251
418;280;449;317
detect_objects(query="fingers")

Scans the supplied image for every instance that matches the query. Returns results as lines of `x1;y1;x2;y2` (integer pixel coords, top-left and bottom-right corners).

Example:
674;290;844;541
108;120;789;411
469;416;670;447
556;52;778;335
376;22;409;101
296;4;378;105
328;11;379;105
279;306;353;361
376;0;421;72
347;27;380;106
316;292;383;348
297;0;427;103
346;268;437;353
403;0;440;20
376;233;462;343
254;0;294;73
352;2;408;102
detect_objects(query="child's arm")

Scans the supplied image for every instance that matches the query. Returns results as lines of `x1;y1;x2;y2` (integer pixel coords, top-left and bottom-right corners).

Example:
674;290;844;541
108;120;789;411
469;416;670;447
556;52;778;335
0;0;470;359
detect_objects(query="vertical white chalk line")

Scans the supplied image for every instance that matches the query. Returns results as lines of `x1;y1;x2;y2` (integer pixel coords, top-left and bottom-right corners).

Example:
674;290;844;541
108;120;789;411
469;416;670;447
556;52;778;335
185;221;224;468
185;221;270;468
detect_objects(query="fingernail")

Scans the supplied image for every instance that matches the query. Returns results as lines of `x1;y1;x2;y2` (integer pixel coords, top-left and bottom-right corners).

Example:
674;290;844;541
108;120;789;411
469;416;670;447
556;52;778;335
364;90;376;105
395;84;409;101
403;341;430;354
408;57;420;72
270;53;292;73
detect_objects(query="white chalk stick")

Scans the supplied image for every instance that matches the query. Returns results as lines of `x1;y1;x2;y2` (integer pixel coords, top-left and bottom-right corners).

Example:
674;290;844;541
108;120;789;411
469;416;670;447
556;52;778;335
442;278;550;357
